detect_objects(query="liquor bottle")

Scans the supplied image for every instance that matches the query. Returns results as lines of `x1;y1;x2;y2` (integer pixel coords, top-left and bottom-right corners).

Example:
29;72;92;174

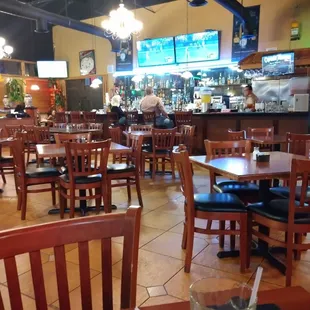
227;74;231;85
219;73;223;85
221;73;226;85
236;75;241;84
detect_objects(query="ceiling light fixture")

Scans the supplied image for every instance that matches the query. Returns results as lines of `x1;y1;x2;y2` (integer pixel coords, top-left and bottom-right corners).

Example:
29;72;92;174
90;77;102;88
0;37;13;60
30;84;40;91
101;0;143;40
181;71;193;79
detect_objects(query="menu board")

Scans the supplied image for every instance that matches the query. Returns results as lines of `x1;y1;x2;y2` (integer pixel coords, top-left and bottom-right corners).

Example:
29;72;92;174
262;52;295;76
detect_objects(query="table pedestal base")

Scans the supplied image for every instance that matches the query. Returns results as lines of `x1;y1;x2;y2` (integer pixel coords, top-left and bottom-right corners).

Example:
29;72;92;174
48;205;117;216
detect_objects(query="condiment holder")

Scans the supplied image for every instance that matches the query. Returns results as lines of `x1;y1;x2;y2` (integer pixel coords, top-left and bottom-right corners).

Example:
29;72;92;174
256;152;270;163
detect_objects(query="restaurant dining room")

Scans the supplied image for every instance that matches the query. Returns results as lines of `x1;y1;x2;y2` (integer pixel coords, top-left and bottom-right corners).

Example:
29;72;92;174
1;0;310;309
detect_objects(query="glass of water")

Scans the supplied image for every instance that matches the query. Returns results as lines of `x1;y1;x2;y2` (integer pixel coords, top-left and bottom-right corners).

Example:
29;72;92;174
190;278;257;310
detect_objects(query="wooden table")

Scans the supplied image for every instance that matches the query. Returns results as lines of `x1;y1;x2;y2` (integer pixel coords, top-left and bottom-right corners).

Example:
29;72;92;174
136;286;310;310
49;128;101;134
36;142;132;159
247;135;287;145
190;152;306;274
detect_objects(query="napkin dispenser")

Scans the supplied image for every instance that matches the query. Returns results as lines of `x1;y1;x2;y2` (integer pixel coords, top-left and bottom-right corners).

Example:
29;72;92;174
256;152;270;163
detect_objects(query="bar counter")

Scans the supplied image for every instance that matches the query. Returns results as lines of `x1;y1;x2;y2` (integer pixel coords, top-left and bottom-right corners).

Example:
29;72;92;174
97;112;308;154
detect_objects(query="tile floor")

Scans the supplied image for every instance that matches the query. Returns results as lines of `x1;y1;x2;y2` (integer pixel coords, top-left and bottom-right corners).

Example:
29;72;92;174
0;154;310;309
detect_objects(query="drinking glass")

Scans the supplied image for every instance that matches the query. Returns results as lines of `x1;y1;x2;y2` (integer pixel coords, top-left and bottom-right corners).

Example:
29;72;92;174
189;278;257;310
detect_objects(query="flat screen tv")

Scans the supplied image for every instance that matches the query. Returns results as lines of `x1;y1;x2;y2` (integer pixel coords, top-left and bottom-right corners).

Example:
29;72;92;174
262;52;295;76
37;61;68;78
137;37;175;67
175;30;220;63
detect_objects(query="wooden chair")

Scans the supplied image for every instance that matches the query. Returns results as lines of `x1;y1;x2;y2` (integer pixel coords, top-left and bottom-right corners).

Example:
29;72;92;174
107;112;119;127
142;128;177;179
70;111;81;124
34;126;51;144
173;146;248;273
59;140;111;218
174;111;193;129
174;125;195;155
72;123;87;130
107;135;144;212
88;123;104;140
109;127;126;164
55;111;66;123
125;111;139;126
53;122;67;129
247;127;274;137
248;158;310;286
0;130;14;184
227;129;246;141
5;125;22;138
130;125;153;132
10;138;60;220
22;125;37;165
205;139;259;248
142;111;156;127
0;206;142;310
54;133;92;144
83;111;97;123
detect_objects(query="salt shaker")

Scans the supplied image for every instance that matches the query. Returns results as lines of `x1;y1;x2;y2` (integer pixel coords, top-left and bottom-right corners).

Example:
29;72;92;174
253;147;259;161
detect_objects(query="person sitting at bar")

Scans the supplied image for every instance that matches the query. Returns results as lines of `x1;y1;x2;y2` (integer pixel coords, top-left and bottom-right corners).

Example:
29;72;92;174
243;84;258;111
6;104;30;118
110;94;126;125
47;110;56;122
140;86;173;128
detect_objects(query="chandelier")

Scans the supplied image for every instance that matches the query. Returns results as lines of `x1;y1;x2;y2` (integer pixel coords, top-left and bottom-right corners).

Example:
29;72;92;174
0;37;13;60
101;0;143;40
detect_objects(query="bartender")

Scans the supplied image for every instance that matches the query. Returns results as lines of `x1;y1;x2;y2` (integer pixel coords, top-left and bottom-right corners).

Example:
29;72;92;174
243;85;258;111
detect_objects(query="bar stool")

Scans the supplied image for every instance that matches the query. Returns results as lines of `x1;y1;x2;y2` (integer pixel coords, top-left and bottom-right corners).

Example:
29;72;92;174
142;111;156;127
55;112;66;123
174;111;193;129
70;111;81;124
83;111;97;123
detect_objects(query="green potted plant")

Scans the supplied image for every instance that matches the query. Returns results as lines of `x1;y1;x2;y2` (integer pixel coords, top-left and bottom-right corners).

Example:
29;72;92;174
5;79;24;107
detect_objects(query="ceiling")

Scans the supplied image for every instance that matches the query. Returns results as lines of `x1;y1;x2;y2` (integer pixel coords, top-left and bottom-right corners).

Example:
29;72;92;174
20;0;176;21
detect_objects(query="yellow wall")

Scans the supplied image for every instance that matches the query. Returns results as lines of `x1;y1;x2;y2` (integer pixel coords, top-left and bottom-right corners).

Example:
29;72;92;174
53;0;310;81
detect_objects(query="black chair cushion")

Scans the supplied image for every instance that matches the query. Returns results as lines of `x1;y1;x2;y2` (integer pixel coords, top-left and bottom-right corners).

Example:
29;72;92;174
213;181;259;195
248;199;310;224
59;174;102;184
26;167;60;178
0;157;13;164
107;164;136;174
193;193;246;213
270;186;310;201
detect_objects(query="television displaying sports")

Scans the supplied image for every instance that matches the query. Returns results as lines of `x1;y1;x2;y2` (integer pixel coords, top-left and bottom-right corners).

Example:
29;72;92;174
262;52;295;76
37;61;68;78
137;37;175;67
175;31;220;63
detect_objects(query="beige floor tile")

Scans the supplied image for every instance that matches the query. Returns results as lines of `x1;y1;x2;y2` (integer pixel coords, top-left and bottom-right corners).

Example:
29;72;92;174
0;198;19;215
142;231;208;260
155;200;185;216
0;214;30;231
65;240;123;272
141;295;185;307
247;278;283;292
142;210;184;230
0;252;49;284
113;225;165;248
52;275;148;310
10;202;52;221
165;263;251;300
113;249;184;287
192;243;262;275
17;261;99;305
0;284;55;310
41;243;78;256
147;286;167;297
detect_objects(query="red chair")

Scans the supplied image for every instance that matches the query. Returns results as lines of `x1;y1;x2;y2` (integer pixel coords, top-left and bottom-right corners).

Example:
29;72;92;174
70;111;81;124
83;111;97;123
55;112;66;123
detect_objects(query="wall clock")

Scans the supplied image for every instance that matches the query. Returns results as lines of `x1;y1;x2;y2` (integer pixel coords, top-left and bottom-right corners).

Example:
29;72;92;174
79;50;96;75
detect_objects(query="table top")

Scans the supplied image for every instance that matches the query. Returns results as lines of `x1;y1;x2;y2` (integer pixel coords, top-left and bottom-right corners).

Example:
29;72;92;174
123;131;181;138
137;286;310;310
36;142;131;158
190;152;305;181
0;138;13;145
247;135;287;145
49;128;101;134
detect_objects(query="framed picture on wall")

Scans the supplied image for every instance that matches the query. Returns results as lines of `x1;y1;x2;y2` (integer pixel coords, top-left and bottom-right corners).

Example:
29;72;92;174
79;50;96;75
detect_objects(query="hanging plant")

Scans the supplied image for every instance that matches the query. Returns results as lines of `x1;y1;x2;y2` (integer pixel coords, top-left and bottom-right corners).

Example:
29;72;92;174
5;79;25;106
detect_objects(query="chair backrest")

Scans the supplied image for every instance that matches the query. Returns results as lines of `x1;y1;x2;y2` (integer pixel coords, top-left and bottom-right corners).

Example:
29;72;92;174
178;125;195;155
247;127;274;137
288;158;310;228
10;138;26;184
55;112;66;123
22;125;36;143
83;111;97;123
70;111;81;124
205;139;251;157
227;129;246;141
5;125;22;137
34;126;51;144
130;124;153;132
88;123;103;130
71;123;87;130
174;111;193;127
0;206;142;310
142;111;156;126
107;112;118;126
109;127;121;144
125;111;139;125
65;139;111;179
53;122;67;129
286;132;310;156
55;133;92;144
130;135;144;172
152;128;177;151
